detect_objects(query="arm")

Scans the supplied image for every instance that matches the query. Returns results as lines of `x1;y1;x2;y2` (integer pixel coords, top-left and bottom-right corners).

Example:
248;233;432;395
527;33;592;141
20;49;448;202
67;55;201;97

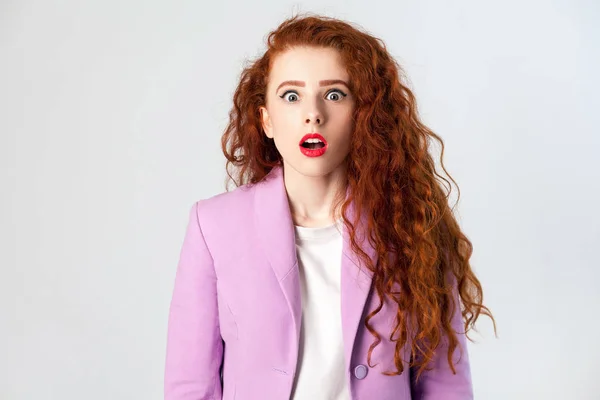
410;286;473;400
164;201;223;400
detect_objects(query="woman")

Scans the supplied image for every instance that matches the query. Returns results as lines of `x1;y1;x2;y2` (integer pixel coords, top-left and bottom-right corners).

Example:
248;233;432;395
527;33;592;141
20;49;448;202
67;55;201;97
164;14;496;400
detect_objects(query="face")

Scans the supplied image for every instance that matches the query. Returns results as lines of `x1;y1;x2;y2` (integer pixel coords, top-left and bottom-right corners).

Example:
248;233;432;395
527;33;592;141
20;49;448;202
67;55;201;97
259;46;355;177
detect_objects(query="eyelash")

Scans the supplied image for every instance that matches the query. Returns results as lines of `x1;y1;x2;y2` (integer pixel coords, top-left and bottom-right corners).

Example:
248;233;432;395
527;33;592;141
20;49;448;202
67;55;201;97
279;89;348;102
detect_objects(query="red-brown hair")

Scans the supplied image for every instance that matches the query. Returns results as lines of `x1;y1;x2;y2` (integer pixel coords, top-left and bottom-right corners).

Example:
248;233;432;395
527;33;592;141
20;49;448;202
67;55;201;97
220;13;496;381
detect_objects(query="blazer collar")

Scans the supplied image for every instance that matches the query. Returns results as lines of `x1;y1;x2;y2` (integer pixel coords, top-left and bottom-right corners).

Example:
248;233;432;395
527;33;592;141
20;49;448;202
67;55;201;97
253;165;377;374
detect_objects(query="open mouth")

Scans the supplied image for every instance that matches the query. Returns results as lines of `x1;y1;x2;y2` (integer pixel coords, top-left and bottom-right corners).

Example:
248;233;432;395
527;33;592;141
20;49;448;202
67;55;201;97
301;139;326;149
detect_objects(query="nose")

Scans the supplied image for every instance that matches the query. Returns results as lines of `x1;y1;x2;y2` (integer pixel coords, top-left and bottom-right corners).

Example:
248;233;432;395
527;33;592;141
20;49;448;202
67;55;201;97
304;99;324;125
305;113;321;125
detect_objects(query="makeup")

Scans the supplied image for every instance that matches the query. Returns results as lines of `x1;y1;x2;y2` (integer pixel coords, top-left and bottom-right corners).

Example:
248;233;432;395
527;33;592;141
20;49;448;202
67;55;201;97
299;133;328;157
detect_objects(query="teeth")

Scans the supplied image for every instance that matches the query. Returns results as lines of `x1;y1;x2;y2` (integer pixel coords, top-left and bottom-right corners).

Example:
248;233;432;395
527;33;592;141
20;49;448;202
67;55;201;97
304;138;323;143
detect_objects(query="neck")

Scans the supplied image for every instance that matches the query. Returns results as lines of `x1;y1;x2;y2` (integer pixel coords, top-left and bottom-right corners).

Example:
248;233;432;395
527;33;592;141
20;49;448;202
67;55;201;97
282;162;347;228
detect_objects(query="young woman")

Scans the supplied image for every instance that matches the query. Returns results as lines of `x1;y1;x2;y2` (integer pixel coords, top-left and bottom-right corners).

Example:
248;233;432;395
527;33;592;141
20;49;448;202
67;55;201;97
164;14;495;400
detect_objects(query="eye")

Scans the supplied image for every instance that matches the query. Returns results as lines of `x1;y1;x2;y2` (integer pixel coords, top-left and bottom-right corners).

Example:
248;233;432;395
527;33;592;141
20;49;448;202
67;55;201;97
325;89;347;101
280;90;299;102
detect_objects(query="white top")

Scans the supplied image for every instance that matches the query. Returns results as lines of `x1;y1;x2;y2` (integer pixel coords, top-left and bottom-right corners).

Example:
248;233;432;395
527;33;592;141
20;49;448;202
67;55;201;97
290;219;350;400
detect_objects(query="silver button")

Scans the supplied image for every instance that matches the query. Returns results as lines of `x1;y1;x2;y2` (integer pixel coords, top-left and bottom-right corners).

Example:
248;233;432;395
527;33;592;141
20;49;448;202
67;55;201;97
354;364;368;379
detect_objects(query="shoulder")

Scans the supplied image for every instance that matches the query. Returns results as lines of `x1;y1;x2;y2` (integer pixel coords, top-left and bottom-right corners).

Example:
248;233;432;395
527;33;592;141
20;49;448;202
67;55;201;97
188;167;281;239
196;183;254;215
188;181;263;256
192;180;263;234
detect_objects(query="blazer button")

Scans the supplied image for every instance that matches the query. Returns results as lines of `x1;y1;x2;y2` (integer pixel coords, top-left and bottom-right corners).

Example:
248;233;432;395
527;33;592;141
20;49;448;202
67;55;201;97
354;364;368;380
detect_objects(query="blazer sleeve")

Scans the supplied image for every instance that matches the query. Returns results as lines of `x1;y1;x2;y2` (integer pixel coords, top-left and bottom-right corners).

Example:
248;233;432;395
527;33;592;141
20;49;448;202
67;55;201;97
410;284;474;400
164;201;224;400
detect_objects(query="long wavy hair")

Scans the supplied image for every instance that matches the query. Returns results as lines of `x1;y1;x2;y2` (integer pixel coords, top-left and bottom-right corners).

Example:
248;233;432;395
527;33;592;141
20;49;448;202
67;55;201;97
220;13;496;381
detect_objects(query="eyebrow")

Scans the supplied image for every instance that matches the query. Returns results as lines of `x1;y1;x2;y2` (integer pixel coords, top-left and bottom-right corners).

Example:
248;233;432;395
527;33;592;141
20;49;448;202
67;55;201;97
275;79;350;92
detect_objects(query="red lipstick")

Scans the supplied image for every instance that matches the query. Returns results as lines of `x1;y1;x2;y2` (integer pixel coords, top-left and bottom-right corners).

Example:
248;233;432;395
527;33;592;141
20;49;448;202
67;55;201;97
299;133;328;157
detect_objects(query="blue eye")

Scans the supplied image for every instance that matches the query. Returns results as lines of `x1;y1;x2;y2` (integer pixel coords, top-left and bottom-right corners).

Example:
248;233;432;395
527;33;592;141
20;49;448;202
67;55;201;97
279;88;348;103
280;91;299;102
326;89;347;101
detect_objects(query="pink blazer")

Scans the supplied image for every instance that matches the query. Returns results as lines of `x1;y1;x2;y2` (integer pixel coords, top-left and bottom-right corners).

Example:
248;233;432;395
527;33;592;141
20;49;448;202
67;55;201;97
164;166;473;400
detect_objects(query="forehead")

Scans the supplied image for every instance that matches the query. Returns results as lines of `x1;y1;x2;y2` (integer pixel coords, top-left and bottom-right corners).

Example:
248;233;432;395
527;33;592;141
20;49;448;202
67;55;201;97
268;46;349;84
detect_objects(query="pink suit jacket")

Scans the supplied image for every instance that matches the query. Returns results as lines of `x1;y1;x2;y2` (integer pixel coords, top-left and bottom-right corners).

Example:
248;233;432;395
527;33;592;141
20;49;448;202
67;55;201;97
164;166;473;400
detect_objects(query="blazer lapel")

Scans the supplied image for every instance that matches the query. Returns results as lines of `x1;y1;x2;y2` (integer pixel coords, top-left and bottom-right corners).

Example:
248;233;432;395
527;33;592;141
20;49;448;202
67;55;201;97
253;165;376;374
253;166;302;360
341;199;377;372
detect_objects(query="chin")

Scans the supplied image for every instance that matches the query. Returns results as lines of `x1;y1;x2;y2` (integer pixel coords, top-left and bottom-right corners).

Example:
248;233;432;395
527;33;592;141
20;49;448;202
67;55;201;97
284;158;345;178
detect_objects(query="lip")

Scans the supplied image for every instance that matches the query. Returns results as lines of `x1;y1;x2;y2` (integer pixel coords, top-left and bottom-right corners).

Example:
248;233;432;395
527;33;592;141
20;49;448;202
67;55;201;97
299;133;328;146
299;133;328;158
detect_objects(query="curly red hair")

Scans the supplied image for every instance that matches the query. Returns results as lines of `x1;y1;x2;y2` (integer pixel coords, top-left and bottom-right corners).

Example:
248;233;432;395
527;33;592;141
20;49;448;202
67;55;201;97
220;13;496;381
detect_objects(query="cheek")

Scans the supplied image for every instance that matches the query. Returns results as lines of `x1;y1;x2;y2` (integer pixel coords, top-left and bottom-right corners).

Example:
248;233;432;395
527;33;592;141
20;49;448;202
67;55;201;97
270;109;296;134
330;103;353;121
269;114;298;151
331;110;355;134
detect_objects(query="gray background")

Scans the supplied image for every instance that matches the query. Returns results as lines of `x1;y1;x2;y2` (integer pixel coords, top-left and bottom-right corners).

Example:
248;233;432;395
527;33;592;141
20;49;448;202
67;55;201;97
1;0;599;399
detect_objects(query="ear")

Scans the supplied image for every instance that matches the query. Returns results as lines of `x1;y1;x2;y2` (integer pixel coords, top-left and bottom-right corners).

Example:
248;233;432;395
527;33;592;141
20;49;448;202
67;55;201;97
259;106;274;139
